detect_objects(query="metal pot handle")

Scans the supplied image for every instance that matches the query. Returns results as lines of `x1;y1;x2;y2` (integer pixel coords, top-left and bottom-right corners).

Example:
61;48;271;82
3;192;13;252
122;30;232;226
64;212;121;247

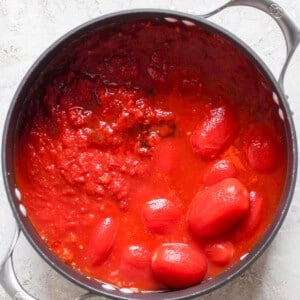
201;0;300;92
0;226;36;300
0;224;91;300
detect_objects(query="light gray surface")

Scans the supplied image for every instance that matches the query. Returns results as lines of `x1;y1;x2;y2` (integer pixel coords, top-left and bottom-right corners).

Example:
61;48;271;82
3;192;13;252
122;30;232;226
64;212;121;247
0;0;300;299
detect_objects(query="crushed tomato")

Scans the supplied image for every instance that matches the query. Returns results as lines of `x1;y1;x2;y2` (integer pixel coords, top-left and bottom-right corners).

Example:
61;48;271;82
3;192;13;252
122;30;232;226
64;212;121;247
15;18;287;291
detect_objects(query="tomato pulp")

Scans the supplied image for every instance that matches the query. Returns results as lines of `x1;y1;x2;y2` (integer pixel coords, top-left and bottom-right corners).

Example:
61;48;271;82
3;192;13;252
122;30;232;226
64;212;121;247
15;18;287;291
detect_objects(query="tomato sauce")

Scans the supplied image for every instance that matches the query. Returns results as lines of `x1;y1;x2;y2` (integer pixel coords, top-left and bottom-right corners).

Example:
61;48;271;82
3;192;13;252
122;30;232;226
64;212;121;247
15;18;287;291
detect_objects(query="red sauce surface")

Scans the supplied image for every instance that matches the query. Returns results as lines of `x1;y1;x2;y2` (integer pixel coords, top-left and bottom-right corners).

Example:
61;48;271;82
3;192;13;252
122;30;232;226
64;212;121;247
15;19;287;291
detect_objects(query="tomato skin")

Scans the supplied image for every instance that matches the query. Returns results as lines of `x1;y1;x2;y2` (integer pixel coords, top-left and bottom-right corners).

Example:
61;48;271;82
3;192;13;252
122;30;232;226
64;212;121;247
190;105;238;160
246;129;277;172
142;198;181;234
151;243;207;289
203;160;237;186
205;241;235;266
232;191;264;241
86;217;118;266
188;178;249;238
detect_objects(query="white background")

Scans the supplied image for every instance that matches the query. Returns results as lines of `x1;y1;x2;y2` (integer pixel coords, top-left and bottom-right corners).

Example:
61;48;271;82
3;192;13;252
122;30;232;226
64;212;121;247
1;0;300;299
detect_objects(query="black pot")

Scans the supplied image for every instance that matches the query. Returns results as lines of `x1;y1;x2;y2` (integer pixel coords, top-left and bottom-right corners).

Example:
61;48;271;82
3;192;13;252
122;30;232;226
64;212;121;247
0;0;299;299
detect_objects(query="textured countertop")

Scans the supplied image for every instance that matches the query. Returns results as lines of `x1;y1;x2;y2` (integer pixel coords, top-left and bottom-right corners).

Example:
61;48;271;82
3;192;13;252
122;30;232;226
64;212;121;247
1;1;300;299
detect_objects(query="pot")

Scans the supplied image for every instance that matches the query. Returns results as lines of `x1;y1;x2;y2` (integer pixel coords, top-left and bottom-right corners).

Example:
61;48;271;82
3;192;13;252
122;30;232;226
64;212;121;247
0;0;299;299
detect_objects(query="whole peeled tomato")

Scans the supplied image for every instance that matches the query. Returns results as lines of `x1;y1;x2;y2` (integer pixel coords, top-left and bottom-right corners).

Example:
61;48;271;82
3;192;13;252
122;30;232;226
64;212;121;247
188;178;249;238
142;198;181;234
246;127;278;172
232;191;264;241
152;243;207;289
205;241;235;266
86;216;118;266
203;159;237;186
120;245;152;280
190;105;238;160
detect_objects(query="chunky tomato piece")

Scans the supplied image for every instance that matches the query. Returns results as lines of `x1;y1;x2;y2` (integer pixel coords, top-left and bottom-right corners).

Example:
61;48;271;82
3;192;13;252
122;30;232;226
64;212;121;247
205;241;235;266
232;191;264;241
152;243;207;288
67;107;92;128
246;128;278;172
86;217;118;266
188;178;249;238
142;198;181;234
203;159;237;186
190;105;238;160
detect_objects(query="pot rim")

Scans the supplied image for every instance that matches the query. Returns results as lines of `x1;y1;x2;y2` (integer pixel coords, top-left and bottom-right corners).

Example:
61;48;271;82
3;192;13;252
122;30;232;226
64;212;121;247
2;8;298;300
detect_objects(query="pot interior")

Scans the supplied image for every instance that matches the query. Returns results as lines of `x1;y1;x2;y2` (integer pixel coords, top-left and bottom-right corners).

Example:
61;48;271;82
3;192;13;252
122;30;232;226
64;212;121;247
2;11;297;300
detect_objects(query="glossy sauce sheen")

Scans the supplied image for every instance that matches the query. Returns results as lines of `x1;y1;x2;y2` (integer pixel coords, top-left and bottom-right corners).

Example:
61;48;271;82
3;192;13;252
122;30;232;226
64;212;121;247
15;19;287;291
